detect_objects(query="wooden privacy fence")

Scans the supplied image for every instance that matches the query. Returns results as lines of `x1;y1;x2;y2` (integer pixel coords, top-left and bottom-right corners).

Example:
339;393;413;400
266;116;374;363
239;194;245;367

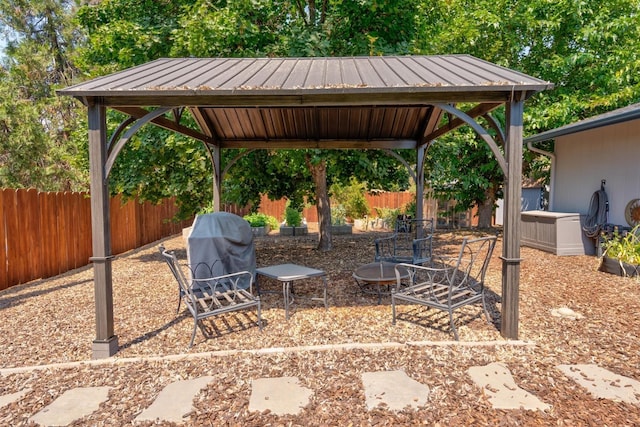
0;188;449;291
0;189;191;291
257;192;417;222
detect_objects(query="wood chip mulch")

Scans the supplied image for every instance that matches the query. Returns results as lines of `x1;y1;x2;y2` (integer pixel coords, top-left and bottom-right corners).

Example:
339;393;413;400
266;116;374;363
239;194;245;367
1;225;639;426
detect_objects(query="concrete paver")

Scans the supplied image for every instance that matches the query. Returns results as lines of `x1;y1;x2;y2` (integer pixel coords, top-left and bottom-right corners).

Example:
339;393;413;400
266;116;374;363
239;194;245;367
134;376;215;424
29;386;111;427
249;376;313;415
0;389;30;410
361;370;429;411
468;362;551;411
8;355;640;425
557;364;640;405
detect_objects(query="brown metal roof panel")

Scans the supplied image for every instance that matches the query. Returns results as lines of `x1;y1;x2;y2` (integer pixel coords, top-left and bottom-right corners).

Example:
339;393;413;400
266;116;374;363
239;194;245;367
176;58;243;89
125;58;216;89
100;58;193;90
325;59;343;86
340;58;364;86
63;58;174;91
261;58;296;88
450;55;552;86
440;55;519;85
382;57;429;86
223;58;274;89
412;56;472;86
305;58;328;87
243;58;285;88
352;58;385;87
366;57;408;86
281;59;311;89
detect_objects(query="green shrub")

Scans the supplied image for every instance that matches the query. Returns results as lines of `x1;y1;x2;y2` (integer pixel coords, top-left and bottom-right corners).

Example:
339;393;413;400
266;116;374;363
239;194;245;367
330;179;370;219
244;212;277;229
375;207;402;229
284;205;303;227
331;204;347;225
602;225;640;265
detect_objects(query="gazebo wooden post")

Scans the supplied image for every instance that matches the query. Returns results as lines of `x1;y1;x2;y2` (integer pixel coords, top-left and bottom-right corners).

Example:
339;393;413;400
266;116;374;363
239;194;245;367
88;103;118;358
501;98;524;339
416;144;426;238
212;144;221;212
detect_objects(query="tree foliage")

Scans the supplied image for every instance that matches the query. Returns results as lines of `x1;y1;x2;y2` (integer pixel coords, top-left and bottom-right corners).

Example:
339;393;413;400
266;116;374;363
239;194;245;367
0;0;87;190
2;0;639;233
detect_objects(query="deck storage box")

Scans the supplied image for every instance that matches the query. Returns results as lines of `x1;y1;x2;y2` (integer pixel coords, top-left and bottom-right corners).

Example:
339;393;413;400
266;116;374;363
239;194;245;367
521;211;595;256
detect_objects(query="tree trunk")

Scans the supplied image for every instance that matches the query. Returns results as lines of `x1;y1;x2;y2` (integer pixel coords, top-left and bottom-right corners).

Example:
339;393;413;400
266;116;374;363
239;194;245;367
307;156;332;251
477;186;497;228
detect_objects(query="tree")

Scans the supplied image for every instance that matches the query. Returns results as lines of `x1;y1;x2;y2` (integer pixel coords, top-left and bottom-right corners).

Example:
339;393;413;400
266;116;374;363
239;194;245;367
0;0;88;191
75;0;418;250
415;0;640;226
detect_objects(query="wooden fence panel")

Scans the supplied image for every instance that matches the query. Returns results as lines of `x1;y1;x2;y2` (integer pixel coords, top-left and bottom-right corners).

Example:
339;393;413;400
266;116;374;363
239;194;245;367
24;189;43;281
1;189;191;291
256;192;416;223
0;190;6;290
7;191;30;283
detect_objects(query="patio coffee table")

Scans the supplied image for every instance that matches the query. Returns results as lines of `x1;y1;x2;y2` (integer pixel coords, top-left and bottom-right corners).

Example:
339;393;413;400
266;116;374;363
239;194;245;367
255;264;328;319
353;261;409;304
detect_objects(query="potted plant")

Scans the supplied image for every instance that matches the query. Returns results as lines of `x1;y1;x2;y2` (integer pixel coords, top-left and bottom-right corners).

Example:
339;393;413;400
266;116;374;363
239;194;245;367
280;204;308;236
244;213;278;237
599;225;640;277
331;204;352;235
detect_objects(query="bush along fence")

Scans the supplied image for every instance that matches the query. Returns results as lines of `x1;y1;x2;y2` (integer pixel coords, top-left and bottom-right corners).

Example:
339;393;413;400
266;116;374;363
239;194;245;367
0;188;192;291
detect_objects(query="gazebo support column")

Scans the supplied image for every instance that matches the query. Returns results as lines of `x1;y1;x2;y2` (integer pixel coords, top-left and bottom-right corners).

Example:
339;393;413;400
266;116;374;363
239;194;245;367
501;99;524;339
88;103;118;358
212;144;221;212
415;144;426;238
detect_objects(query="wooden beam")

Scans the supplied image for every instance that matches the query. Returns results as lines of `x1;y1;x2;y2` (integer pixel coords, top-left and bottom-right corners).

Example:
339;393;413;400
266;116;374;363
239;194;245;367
219;139;417;149
112;106;214;144
423;102;503;141
86;91;515;108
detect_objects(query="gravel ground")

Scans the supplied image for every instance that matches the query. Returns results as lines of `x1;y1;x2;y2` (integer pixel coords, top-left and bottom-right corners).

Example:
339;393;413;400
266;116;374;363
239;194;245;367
1;226;639;425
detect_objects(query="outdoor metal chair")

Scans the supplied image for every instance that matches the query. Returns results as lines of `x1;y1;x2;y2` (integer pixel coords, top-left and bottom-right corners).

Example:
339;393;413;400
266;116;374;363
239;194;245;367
159;245;262;347
374;217;434;265
391;235;497;340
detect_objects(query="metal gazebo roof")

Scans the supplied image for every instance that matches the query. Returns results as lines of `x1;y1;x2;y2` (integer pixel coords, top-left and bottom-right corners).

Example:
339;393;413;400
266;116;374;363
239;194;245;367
59;55;551;149
57;55;553;358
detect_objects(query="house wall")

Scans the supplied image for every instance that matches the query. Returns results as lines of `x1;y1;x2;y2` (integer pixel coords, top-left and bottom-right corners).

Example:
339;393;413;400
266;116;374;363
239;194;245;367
553;119;640;226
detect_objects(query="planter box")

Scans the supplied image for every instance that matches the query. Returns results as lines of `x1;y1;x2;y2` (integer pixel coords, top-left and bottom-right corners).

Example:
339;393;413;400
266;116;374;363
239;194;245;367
279;225;308;236
599;256;639;277
250;225;270;237
331;224;353;235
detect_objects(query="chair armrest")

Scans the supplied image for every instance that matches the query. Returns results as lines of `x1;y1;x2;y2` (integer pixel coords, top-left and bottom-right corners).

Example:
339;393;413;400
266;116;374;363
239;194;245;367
394;262;455;293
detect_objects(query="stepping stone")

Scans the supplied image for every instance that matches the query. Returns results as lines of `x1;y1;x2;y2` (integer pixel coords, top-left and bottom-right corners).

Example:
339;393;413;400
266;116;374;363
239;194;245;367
557;364;640;404
468;362;550;411
0;389;30;410
134;376;214;424
361;370;429;411
29;386;111;426
249;376;313;415
551;307;584;320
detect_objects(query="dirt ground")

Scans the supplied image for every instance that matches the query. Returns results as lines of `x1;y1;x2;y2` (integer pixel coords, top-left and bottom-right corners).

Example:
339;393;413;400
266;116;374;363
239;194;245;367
1;225;639;425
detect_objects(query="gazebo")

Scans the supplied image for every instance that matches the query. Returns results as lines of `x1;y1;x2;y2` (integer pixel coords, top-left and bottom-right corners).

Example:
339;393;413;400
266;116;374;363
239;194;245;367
58;55;553;358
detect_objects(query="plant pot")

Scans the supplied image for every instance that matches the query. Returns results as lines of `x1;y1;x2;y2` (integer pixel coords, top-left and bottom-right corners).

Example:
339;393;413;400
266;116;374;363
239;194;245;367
250;225;270;237
279;225;308;236
331;224;353;235
599;256;639;277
